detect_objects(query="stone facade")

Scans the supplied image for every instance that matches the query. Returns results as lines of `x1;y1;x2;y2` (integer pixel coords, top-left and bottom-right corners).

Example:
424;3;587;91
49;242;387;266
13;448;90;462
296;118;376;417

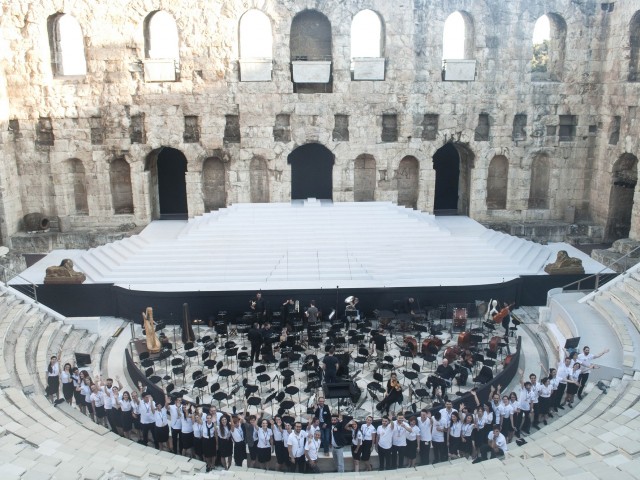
1;0;639;247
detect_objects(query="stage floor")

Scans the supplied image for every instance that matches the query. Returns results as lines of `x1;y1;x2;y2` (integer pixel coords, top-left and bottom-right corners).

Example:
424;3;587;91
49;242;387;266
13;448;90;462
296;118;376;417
16;201;608;292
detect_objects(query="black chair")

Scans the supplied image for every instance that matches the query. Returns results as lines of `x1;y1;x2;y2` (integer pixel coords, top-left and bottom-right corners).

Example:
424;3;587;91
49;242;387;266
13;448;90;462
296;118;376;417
139;351;150;362
244;384;259;398
218;368;236;388
141;358;154;368
474;366;494;384
213;391;228;408
285;385;300;403
144;367;154;378
193;375;208;398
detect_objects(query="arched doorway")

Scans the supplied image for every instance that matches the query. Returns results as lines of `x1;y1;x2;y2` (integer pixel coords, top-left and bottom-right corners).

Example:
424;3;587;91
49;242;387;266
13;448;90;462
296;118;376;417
146;147;188;219
397;156;419;208
288;144;334;200
606;153;638;241
432;142;472;215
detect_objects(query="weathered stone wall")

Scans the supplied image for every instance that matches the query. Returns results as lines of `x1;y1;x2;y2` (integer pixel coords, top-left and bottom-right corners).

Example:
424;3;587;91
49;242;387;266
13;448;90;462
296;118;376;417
0;0;639;246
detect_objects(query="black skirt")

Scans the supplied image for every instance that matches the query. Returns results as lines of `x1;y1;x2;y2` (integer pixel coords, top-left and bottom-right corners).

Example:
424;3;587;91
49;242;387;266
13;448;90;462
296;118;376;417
257;446;272;464
155;425;169;443
73;389;84;407
182;431;194;450
539;396;551;415
567;383;579;395
203;436;217;457
448;436;461;454
405;439;417;459
274;440;287;464
94;405;106;418
460;436;473;455
194;437;203;456
62;382;74;402
351;444;362;460
218;437;233;457
47;376;59;396
121;410;133;432
361;439;373;461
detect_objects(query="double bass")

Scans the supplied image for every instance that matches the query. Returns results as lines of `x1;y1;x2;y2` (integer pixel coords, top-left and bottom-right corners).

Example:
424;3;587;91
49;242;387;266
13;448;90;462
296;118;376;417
404;336;418;357
493;302;515;324
421;336;443;356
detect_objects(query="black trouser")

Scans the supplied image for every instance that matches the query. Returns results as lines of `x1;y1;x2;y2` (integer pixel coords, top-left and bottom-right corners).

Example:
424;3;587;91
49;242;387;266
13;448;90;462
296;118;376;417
419;440;430;465
578;372;589;397
520;410;531;434
513;411;523;433
172;428;182;454
432;441;447;464
250;342;262;363
294;455;306;473
141;422;156;446
390;445;405;469
532;402;539;425
233;440;247;466
105;409;118;434
555;383;567;407
378;446;391;470
478;444;504;461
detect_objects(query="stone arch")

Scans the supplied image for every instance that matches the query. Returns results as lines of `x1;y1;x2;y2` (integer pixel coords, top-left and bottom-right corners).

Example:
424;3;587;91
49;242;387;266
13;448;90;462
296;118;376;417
531;13;566;81
433;143;474;215
144;10;180;63
250;156;269;203
606;153;638;240
486;155;508;210
110;157;133;215
354;154;376;202
397;156;419;209
239;9;273;59
47;13;87;76
144;147;188;219
442;10;475;61
288;144;334;200
290;10;332;93
68;158;88;215
629;11;640;82
351;10;384;58
528;153;550;209
202;157;226;211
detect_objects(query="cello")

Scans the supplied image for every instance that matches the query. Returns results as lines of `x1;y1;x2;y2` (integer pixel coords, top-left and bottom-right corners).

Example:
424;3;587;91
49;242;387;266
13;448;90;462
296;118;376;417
421;336;443;356
493;302;515;324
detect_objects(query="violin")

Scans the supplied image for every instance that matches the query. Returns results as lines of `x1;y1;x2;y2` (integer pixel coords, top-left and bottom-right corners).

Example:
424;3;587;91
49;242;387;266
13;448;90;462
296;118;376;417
493;302;515;324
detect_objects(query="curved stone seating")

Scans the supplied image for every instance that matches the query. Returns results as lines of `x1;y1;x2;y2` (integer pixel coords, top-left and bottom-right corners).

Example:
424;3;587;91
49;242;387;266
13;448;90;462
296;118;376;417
0;287;206;478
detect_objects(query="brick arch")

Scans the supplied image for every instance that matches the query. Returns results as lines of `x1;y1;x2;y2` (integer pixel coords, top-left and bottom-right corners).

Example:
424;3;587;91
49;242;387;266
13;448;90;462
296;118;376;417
354;154;376;202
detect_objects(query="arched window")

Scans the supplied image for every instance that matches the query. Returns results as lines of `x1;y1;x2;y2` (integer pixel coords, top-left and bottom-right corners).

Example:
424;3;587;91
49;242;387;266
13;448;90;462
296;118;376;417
110;158;134;214
250;157;269;203
629;12;640;81
528;154;550;209
290;10;332;92
69;159;88;214
531;14;566;81
486;156;508;210
442;11;474;61
48;14;87;76
351;10;383;58
239;10;273;59
143;10;180;81
354;154;376;202
202;157;226;211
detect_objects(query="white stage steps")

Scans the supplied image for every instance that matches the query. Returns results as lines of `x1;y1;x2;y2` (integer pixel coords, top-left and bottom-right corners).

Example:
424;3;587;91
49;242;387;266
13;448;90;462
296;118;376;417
18;201;603;292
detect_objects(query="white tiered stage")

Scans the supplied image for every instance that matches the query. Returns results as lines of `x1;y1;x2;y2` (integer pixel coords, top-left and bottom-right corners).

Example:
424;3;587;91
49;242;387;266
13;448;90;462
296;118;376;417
19;200;604;293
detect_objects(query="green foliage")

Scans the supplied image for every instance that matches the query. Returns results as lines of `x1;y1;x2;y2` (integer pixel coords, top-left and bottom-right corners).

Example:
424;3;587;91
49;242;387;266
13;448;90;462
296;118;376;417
532;40;549;72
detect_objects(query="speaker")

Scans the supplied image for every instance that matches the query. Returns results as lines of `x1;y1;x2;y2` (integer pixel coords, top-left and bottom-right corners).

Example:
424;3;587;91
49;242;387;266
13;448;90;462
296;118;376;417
75;352;92;367
564;337;580;350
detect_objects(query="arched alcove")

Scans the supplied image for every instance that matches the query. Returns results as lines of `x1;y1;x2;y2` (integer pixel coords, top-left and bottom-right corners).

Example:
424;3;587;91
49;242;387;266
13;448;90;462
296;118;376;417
442;11;475;61
486;155;508;210
606;153;638;240
397;156;419;209
528;154;550;209
288;144;334;200
351;9;384;58
433;143;474;215
629;11;640;81
354;154;376;202
68;158;88;215
47;13;87;76
239;9;273;81
290;10;332;92
110;157;133;215
143;10;180;81
145;147;188;219
250;157;270;203
202;157;226;211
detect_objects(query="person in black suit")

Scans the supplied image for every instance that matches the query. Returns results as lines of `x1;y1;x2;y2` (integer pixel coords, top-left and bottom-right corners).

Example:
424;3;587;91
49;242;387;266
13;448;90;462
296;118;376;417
314;397;331;456
251;292;266;323
247;323;262;363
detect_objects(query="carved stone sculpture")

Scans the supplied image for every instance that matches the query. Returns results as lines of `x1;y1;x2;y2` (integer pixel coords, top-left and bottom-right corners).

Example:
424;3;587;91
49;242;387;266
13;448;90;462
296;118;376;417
544;250;585;275
44;259;86;284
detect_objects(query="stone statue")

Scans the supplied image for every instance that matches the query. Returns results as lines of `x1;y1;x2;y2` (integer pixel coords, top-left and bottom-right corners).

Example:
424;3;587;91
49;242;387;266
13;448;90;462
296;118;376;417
142;307;162;354
44;259;86;284
544;250;585;275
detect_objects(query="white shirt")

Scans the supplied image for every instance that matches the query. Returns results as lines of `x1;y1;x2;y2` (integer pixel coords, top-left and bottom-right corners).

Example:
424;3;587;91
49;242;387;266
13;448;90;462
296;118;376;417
461;422;474;438
139;400;156;424
305;437;321;461
131;400;141;416
231;425;244;442
255;428;272;448
557;363;572;384
376;424;393;449
182;416;194;434
102;387;114;409
154;408;168;427
90;391;104;407
120;399;132;412
203;421;216;439
498;403;513;423
539;384;552;398
48;362;60;377
193;422;203;438
272;426;285;441
406;425;419;441
351;428;363;446
217;425;231;439
432;418;447;442
308;424;320;438
361;424;376;441
81;384;91;403
449;421;462;438
169;404;183;430
288;431;307;457
577;353;595;374
417;416;432;442
530;383;540;403
488;431;508;453
392;421;408;446
519;388;534;411
61;371;72;383
439;408;457;427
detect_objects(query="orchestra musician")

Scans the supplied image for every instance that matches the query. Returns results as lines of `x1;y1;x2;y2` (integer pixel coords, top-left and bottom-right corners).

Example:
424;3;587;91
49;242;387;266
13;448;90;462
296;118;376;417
305;300;319;324
282;298;295;323
345;296;359;311
404;297;417;315
427;359;455;397
250;292;266;323
377;372;403;416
